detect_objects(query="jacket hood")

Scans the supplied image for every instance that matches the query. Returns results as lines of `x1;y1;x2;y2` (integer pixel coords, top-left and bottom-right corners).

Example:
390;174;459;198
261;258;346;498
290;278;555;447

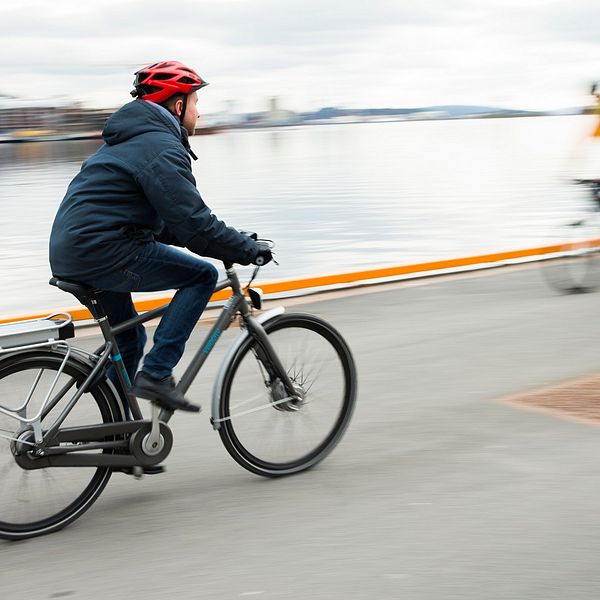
103;99;181;146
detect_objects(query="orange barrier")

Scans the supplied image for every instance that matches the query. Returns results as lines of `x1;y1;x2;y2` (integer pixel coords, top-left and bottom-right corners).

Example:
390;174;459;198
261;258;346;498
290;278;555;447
0;243;567;325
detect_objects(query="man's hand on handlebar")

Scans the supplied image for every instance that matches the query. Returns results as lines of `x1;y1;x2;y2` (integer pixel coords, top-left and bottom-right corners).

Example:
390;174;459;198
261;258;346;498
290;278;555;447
253;240;273;266
238;230;275;266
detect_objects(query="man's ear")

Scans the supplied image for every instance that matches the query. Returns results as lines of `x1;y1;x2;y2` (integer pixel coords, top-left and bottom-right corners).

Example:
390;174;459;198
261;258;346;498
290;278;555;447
174;98;184;117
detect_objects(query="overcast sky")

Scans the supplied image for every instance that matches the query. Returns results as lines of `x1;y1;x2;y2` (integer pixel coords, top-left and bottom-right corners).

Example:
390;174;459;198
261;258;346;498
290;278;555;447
1;0;599;113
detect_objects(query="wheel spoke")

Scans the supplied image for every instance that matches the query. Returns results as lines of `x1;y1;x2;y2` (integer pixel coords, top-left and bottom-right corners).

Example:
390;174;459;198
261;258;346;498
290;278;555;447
41;376;77;420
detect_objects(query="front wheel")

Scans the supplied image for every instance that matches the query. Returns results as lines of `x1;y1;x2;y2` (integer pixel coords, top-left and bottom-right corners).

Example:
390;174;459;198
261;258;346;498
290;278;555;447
218;313;357;477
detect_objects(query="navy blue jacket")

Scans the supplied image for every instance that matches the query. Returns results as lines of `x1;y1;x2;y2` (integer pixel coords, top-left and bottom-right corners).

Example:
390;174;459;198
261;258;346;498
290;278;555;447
49;99;258;280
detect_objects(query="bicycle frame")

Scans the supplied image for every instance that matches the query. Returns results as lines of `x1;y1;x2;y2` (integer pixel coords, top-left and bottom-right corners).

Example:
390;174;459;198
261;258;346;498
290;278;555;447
105;264;293;423
9;263;293;468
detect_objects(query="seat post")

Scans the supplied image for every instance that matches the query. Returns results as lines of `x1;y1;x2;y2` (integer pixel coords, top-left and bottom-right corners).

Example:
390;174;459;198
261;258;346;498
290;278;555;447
86;295;107;322
86;295;118;345
87;296;117;350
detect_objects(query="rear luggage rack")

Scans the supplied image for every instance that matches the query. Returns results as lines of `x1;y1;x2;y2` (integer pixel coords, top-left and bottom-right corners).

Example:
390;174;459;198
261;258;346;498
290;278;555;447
0;313;74;351
0;314;76;443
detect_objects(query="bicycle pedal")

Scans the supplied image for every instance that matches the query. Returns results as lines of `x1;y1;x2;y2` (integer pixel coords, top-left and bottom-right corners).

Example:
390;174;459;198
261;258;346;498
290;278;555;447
115;464;165;477
115;465;144;479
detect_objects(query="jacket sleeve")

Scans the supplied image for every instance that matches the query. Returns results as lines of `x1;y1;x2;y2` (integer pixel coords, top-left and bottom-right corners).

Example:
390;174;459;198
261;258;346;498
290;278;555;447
137;145;258;265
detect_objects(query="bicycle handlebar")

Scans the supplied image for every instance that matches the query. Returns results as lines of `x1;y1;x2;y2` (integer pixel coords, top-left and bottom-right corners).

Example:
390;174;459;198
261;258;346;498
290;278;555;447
223;234;275;270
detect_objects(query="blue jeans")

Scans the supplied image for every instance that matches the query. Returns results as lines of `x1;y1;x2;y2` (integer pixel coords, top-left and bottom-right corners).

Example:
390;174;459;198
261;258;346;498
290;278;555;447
85;242;218;401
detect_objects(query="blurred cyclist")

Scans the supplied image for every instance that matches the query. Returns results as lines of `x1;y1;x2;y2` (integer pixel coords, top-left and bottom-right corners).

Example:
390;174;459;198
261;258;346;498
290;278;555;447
50;61;272;414
564;81;600;184
591;82;600;137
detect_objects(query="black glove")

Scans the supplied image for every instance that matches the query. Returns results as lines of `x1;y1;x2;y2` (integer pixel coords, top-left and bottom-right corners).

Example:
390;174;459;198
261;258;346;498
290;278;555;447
253;241;273;266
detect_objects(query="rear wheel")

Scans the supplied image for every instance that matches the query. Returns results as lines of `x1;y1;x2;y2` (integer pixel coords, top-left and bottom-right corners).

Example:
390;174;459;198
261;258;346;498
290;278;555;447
0;351;121;540
218;314;357;477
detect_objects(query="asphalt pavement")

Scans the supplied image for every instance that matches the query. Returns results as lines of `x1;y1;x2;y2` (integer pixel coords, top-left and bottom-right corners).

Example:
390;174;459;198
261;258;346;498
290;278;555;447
3;264;600;600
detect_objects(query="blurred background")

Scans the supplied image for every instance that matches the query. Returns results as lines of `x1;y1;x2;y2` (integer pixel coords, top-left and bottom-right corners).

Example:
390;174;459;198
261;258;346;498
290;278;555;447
5;3;600;598
0;0;599;314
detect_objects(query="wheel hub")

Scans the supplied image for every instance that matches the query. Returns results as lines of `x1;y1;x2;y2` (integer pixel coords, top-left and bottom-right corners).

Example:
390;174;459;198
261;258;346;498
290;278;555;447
11;429;35;456
270;378;306;412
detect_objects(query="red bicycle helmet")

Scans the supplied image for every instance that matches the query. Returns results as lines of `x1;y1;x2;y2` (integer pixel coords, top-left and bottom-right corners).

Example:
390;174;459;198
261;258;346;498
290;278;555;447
131;61;209;104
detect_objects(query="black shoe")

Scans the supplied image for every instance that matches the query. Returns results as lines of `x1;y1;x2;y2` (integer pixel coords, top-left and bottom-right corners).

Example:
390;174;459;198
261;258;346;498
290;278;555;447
132;372;201;413
116;464;166;476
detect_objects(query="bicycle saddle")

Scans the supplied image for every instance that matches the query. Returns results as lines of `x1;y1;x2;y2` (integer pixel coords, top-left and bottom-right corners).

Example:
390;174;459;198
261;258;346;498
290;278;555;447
49;277;101;306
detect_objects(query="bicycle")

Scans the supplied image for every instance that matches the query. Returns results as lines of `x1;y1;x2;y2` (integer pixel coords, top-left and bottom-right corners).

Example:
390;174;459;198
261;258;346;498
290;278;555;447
540;179;600;293
0;242;357;540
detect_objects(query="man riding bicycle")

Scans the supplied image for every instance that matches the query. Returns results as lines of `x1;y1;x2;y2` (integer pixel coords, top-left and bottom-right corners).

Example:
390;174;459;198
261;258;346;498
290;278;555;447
49;60;272;414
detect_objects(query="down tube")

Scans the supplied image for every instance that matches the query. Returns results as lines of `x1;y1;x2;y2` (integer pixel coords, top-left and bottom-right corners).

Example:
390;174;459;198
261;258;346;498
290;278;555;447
176;295;246;395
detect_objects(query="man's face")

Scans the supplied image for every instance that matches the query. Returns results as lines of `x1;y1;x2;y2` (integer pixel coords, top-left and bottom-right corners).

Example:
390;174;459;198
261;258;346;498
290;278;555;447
176;91;199;135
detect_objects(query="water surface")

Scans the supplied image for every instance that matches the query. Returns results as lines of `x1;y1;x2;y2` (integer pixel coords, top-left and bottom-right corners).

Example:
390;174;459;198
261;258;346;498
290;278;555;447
0;116;597;314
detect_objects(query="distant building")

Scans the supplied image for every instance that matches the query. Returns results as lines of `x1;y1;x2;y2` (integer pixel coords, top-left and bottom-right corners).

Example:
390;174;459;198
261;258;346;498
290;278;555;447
0;95;68;132
264;96;299;126
0;94;111;140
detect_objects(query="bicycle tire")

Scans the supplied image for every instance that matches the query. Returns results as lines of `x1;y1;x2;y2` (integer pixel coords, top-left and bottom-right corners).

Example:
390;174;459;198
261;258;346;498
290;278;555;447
0;350;121;540
218;313;357;477
540;219;600;293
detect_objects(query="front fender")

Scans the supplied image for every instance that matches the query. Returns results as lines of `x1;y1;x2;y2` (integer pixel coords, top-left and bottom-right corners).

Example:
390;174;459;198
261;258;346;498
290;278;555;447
211;306;285;429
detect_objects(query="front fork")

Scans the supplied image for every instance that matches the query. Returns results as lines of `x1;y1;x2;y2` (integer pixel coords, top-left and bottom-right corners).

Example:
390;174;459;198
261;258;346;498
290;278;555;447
243;315;299;401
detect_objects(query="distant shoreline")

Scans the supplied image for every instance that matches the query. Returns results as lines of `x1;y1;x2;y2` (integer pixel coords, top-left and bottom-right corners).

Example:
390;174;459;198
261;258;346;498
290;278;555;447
0;111;586;144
